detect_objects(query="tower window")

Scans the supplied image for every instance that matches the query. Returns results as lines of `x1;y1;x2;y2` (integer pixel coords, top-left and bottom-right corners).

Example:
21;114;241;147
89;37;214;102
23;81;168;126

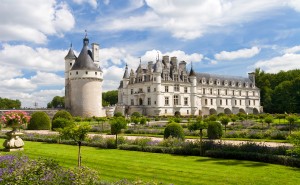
165;97;169;105
76;71;78;75
95;72;97;75
70;63;72;66
86;71;88;74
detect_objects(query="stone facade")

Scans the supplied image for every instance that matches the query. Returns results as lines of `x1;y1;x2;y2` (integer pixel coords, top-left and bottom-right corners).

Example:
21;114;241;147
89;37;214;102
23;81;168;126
117;56;261;116
64;35;104;117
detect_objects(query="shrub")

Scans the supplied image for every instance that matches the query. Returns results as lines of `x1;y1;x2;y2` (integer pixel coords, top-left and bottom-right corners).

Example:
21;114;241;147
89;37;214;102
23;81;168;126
131;112;141;117
207;121;222;139
27;111;51;130
114;112;123;117
140;117;147;125
52;118;74;130
52;110;72;123
164;122;185;140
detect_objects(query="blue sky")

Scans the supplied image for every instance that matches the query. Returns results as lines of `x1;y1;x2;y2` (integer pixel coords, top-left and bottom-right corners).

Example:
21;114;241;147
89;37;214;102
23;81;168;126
0;0;300;108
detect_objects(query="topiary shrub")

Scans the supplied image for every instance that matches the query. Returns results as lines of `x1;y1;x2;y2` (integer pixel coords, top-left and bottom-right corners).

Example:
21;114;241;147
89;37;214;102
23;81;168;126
164;122;185;140
52;118;74;130
27;111;51;130
207;121;222;139
131;112;141;117
52;110;72;124
114;112;123;117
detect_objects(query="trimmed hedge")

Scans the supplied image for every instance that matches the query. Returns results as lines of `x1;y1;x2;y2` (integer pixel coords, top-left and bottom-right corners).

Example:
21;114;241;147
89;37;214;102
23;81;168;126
164;122;185;140
207;121;222;139
205;150;300;168
27;111;51;130
52;110;72;123
52;118;74;130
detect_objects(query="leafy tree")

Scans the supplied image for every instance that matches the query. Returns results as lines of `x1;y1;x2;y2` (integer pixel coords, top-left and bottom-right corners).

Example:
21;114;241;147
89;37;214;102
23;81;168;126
102;90;118;106
219;116;231;133
58;123;91;167
47;96;64;108
188;117;207;155
140;117;147;125
207;121;222;139
0;97;21;109
52;110;72;124
52;118;74;130
164;122;184;140
286;115;298;134
264;115;274;128
94;117;107;132
28;111;51;130
230;115;237;125
288;131;300;157
110;117;127;147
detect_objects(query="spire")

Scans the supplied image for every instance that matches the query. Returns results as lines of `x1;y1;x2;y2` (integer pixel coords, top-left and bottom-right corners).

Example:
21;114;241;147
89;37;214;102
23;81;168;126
157;51;159;61
65;43;76;60
123;63;129;78
189;62;196;76
83;30;89;46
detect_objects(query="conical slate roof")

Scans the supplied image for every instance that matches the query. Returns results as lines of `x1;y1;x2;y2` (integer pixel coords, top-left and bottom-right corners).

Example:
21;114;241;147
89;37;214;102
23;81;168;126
189;66;196;77
64;47;77;60
123;64;129;78
71;36;101;71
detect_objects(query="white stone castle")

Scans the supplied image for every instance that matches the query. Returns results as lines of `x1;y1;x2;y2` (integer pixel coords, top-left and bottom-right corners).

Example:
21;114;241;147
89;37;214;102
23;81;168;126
117;56;262;116
64;34;105;117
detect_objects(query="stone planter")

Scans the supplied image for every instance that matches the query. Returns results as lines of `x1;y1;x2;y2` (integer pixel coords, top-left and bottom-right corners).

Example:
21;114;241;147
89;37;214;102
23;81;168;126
3;129;24;151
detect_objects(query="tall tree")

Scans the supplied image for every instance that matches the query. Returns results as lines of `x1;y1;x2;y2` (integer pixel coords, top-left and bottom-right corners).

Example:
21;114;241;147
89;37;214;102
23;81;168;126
102;90;118;106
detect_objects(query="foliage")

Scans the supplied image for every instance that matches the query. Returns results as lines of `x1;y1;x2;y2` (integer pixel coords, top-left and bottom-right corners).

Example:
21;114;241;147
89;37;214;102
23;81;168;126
110;117;127;146
219;116;231;133
288;131;300;157
114;112;123;117
264;115;274;128
1;110;30;129
52;118;74;130
255;68;300;113
164;122;184;140
0;154;100;185
168;117;182;123
52;110;72;123
47;96;64;108
207;121;222;139
139;117;147;125
286;114;298;134
102;90;118;106
59;123;91;167
28;111;51;130
131;112;141;117
0;97;21;109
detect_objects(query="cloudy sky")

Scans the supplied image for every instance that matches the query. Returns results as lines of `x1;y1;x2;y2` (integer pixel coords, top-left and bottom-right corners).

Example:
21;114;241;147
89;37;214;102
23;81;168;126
0;0;300;108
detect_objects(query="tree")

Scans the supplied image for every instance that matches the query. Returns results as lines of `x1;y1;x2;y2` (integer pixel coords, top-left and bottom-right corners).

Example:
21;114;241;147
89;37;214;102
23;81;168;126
288;131;300;157
264;115;274;128
47;96;64;108
110;117;127;147
102;90;118;106
207;121;222;139
188;117;207;155
230;115;237;125
286;115;298;134
28;111;51;130
219;116;231;133
58;123;91;167
94;117;107;132
0;97;21;109
164;122;185;140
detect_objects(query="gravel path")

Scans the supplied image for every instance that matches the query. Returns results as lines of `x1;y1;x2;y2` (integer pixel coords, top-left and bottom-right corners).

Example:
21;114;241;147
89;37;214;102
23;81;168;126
23;130;292;148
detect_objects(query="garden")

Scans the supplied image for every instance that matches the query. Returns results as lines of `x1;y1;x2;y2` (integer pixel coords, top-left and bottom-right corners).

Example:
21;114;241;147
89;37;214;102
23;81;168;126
0;110;300;184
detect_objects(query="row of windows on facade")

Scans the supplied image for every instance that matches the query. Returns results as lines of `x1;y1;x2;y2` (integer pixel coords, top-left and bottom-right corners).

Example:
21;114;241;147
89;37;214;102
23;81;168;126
70;71;99;75
130;86;188;94
200;78;254;88
130;96;256;107
130;74;188;84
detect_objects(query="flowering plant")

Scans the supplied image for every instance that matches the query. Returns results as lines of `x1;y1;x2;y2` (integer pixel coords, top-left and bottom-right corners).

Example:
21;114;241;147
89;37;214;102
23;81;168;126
1;111;30;129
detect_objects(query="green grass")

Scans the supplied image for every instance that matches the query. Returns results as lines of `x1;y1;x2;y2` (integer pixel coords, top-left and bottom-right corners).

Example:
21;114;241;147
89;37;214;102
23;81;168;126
1;139;300;185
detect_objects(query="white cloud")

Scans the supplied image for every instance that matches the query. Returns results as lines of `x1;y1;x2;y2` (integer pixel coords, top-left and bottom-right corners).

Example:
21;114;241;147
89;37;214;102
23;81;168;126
30;71;64;86
73;0;98;9
254;53;300;73
0;0;75;44
215;47;260;61
103;0;110;5
97;0;299;40
1;78;37;92
284;45;300;54
0;66;22;80
0;44;67;72
102;65;124;91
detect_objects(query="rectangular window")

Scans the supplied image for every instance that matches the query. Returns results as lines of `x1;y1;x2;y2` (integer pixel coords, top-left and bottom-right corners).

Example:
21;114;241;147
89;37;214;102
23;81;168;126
184;87;188;93
220;99;222;105
210;99;213;105
218;89;220;95
148;98;151;105
165;109;167;114
240;99;242;105
184;76;187;82
174;95;179;105
226;99;228;105
95;72;97;75
131;89;133;94
205;99;208;105
232;90;235;96
147;87;150;93
165;97;169;105
203;88;206;94
235;100;237;106
165;86;169;92
139;88;143;93
187;110;189;114
164;74;168;81
253;100;255;105
131;99;134;105
239;91;242;96
154;77;156;81
249;100;251;106
225;89;228;95
174;84;179;91
210;89;213;94
184;97;188;105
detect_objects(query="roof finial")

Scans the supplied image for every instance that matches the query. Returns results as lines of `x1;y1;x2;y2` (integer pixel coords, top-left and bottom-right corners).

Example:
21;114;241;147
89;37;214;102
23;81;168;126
85;30;87;38
157;51;159;61
70;42;72;48
139;57;141;65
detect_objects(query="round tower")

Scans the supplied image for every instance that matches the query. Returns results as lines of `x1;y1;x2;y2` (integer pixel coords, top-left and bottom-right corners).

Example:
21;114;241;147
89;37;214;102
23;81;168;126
69;35;103;117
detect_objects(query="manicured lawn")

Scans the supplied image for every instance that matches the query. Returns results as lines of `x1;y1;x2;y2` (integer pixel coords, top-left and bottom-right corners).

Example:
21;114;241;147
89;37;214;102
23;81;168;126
1;139;299;185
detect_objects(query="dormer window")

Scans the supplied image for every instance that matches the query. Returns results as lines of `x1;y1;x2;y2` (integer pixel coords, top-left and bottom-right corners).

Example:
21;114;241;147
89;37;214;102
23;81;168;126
202;78;206;84
245;82;249;88
224;80;228;86
231;81;235;87
76;71;78;75
86;71;88;75
238;81;242;87
209;78;213;85
217;79;220;85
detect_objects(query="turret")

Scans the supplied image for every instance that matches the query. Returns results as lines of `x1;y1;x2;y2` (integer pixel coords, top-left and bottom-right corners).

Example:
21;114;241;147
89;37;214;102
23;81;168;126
64;44;76;110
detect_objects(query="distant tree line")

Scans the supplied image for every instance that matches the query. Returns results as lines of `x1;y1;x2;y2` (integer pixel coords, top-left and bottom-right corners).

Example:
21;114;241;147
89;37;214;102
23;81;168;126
0;97;21;109
47;90;118;108
255;68;300;113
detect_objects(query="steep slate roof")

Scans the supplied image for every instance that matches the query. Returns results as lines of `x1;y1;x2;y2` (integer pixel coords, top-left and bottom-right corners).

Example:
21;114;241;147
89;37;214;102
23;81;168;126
195;72;252;84
123;64;129;78
64;48;77;60
71;36;101;71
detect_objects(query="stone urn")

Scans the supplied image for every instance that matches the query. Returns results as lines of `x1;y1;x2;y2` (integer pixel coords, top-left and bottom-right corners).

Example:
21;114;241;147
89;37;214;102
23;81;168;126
3;128;24;151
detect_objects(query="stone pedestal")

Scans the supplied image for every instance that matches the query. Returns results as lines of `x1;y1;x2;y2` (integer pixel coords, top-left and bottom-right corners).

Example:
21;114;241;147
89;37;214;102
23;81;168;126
3;129;24;151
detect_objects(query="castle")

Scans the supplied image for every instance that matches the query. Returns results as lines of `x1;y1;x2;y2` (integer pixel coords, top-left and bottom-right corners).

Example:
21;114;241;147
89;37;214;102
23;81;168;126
64;34;105;117
117;56;262;116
